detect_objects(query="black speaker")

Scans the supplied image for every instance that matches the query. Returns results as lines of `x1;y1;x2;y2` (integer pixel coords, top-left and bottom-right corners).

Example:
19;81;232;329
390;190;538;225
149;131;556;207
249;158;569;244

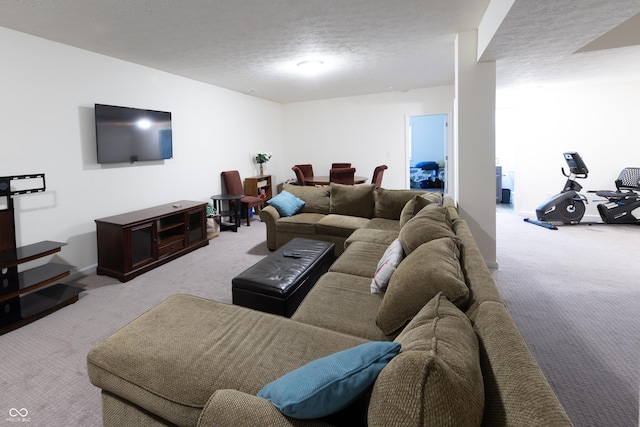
0;178;10;196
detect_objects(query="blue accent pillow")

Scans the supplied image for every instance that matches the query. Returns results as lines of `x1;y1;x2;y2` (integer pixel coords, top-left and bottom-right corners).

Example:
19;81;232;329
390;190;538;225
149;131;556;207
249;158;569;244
257;341;401;419
267;190;305;217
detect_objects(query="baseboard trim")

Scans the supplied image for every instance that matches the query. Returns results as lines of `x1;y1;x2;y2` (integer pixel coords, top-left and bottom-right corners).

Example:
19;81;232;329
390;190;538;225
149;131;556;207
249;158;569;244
67;264;97;282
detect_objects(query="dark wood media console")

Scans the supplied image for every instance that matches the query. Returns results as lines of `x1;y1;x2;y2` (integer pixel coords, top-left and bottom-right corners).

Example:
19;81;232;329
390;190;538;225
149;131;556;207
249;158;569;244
95;201;209;282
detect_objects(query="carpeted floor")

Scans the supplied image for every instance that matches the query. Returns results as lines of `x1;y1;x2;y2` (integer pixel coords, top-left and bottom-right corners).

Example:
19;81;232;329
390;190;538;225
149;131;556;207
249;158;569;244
492;206;640;427
0;220;270;426
1;210;638;426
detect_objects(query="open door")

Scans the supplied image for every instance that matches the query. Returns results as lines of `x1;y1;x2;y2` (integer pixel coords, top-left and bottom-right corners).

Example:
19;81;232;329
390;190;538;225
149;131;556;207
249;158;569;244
407;114;447;191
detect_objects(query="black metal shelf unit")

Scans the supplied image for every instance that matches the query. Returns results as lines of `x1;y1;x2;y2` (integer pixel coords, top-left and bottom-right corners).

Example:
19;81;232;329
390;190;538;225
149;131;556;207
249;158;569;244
0;174;82;335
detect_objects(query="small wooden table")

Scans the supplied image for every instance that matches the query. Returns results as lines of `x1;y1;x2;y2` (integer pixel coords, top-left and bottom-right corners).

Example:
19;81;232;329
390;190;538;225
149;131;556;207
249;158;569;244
305;175;368;186
211;194;243;232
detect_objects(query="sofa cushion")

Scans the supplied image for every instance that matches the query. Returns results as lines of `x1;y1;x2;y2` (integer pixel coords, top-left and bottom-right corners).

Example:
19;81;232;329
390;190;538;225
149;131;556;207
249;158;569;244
86;294;368;426
344;228;399;250
398;204;455;255
399;192;444;228
276;213;325;235
452;218;505;320
329;183;375;218
267;190;305;217
370;238;403;294
316;214;370;238
368;293;484;427
415;192;442;213
292;272;389;341
365;218;400;232
257;341;401;419
374;189;425;220
376;237;468;335
329;241;387;278
283;184;330;214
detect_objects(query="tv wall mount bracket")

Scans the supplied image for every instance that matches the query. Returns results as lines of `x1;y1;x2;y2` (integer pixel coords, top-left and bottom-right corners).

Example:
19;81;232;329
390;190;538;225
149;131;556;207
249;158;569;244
0;174;46;197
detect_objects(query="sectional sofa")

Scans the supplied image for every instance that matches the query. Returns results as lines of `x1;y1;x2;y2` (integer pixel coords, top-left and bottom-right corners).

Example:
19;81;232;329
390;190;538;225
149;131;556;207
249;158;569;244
86;184;572;426
261;183;420;256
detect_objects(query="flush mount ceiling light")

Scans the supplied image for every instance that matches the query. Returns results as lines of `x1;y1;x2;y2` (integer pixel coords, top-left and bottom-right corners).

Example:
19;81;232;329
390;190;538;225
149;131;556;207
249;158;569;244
274;55;341;77
296;59;325;75
297;59;324;68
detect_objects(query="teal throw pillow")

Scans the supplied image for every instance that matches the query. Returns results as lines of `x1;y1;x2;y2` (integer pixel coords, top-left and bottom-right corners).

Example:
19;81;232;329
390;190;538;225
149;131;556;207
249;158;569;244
267;190;305;217
257;341;401;419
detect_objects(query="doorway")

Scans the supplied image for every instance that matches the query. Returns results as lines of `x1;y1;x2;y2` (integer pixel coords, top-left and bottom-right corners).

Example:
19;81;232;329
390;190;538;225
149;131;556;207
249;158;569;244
407;114;447;191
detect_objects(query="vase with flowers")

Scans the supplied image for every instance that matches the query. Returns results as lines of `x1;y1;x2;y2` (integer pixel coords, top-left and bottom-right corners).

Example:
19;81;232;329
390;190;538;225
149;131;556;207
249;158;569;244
255;151;272;175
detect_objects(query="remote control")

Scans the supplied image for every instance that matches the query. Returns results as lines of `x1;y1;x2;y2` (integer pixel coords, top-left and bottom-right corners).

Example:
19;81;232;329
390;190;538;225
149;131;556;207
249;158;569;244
282;251;302;258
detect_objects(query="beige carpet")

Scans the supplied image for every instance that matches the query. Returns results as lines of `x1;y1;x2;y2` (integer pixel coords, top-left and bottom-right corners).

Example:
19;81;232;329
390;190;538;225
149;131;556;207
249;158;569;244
492;206;640;427
0;220;270;426
1;211;638;426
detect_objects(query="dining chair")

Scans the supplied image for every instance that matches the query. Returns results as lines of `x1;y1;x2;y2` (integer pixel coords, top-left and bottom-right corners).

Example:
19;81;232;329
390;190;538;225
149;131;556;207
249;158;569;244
293;164;314;180
329;167;356;185
331;162;352;169
221;170;265;226
372;164;388;188
291;166;306;186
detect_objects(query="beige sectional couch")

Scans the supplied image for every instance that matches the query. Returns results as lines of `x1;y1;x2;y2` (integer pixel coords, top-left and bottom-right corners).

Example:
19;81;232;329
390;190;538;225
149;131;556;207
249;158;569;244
260;183;430;255
86;184;572;426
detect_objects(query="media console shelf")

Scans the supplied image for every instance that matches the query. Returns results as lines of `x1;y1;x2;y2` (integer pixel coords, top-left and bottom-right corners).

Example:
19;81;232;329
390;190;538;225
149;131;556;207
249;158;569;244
0;174;82;335
95;200;209;282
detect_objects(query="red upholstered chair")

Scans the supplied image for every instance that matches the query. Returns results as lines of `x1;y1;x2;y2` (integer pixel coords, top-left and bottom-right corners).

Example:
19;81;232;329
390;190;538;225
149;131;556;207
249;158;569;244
221;170;265;226
331;162;351;169
372;164;388;188
293;164;314;183
330;167;356;185
292;166;306;186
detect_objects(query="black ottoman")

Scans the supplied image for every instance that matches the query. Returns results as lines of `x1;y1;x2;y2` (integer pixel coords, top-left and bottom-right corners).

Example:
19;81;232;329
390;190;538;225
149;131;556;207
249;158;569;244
232;238;335;317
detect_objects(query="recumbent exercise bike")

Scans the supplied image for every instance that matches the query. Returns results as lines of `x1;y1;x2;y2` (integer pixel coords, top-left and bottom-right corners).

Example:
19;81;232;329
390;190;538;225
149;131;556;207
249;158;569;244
594;166;640;224
531;152;640;227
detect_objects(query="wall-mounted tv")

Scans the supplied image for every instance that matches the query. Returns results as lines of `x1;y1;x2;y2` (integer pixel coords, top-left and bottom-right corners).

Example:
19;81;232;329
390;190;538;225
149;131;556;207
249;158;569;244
95;104;173;164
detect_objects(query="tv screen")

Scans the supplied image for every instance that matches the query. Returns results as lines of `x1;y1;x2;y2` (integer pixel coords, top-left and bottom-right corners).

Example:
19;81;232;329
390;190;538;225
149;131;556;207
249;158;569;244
95;104;173;164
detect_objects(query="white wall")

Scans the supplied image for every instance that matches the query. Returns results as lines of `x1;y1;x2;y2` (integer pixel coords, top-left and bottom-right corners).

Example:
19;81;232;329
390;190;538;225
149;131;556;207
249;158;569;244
455;31;497;267
497;81;640;221
0;27;283;274
282;87;454;189
1;25;504;275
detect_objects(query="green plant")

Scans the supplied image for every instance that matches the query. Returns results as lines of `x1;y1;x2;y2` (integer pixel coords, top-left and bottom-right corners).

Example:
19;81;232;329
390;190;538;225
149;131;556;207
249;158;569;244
255;152;272;164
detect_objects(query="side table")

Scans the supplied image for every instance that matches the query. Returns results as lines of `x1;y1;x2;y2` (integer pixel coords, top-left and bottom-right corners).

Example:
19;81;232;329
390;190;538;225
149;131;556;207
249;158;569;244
211;194;243;232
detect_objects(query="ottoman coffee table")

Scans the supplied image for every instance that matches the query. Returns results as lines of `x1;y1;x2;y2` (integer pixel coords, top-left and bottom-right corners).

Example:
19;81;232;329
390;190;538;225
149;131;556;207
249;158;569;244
232;238;335;317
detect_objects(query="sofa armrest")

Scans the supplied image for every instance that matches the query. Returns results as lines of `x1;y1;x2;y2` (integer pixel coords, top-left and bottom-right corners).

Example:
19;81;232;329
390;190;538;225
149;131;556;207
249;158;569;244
260;205;281;250
198;389;332;427
473;302;573;426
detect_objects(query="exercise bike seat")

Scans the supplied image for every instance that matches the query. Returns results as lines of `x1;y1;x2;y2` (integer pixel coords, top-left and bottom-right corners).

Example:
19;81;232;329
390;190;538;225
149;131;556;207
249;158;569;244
614;167;640;191
595;190;636;200
594;168;640;224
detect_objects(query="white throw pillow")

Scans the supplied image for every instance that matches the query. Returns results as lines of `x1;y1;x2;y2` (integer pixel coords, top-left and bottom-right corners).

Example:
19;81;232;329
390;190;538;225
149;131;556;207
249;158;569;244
370;238;403;293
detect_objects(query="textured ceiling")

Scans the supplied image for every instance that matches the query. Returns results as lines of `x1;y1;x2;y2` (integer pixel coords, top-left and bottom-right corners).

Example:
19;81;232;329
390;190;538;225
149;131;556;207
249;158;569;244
1;0;640;103
482;1;640;93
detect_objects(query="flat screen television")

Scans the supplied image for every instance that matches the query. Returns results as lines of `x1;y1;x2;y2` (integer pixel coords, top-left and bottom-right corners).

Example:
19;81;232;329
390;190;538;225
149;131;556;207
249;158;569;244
95;103;173;164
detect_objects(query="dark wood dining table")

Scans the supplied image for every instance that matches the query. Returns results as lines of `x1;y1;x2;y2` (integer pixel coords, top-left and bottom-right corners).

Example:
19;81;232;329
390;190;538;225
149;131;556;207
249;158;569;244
305;175;369;186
